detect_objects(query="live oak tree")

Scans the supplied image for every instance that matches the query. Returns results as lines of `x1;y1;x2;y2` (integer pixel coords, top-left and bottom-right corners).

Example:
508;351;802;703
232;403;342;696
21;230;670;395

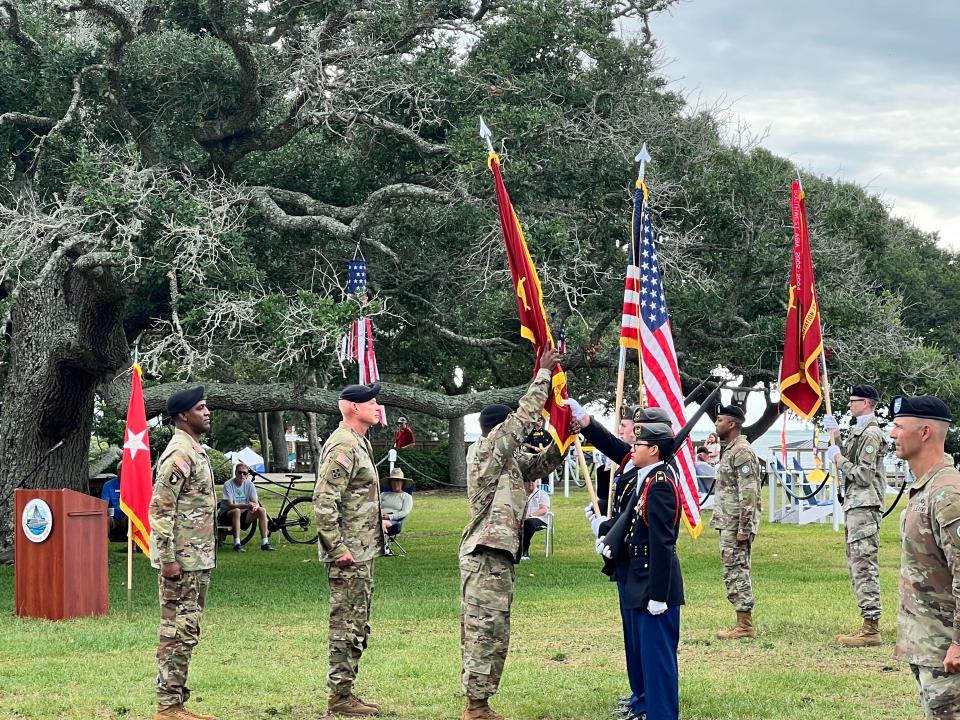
1;0;958;555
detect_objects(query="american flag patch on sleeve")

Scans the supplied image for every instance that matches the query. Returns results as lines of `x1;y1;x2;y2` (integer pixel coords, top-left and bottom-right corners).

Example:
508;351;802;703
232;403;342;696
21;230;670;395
335;453;351;469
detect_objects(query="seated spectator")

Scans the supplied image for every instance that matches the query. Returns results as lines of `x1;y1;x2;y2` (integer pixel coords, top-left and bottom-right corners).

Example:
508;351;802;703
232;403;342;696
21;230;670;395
393;417;417;449
520;477;551;560
695;446;717;494
523;417;552;453
100;474;127;541
219;463;274;552
381;468;414;556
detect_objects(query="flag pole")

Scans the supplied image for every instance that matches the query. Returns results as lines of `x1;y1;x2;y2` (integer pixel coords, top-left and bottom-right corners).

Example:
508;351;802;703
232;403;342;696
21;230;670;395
610;345;626;511
634;145;651;413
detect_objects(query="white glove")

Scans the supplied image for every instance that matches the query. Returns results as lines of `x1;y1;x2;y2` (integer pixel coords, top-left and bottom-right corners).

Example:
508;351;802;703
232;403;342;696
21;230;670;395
596;537;613;559
585;503;596;520
590;515;608;538
822;414;839;432
565;398;587;422
647;600;668;616
826;445;842;463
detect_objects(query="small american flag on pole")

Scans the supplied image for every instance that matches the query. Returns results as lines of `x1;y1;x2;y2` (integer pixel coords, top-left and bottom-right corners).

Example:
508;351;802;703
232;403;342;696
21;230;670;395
338;260;386;425
620;181;702;538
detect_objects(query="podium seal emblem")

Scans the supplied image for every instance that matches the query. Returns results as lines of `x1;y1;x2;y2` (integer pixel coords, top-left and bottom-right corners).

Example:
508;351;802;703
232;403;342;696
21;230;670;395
21;499;53;543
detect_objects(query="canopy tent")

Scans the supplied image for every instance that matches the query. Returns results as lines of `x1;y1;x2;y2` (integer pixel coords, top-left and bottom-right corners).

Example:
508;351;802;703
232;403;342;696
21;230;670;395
224;446;265;473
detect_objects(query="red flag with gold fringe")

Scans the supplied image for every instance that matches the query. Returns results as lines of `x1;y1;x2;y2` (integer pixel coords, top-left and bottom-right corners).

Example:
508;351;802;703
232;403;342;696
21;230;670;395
779;181;824;420
487;152;574;451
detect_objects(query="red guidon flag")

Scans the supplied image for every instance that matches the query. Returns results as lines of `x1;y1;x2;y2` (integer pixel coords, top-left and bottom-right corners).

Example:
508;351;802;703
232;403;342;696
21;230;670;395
120;364;152;554
487;151;574;452
779;181;824;419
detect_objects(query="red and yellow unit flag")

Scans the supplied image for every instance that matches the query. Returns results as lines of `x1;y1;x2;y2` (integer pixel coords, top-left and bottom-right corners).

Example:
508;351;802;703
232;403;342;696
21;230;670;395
779;181;824;420
120;364;153;555
487;151;575;452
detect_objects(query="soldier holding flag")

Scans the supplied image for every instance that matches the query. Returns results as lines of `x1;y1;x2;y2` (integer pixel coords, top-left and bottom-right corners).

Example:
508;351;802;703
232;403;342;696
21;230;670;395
824;385;886;647
459;347;564;720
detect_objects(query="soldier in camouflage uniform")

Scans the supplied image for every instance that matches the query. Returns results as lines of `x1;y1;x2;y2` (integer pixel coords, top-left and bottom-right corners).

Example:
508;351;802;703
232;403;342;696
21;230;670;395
148;386;217;720
710;403;761;640
824;384;887;647
890;395;960;719
313;382;386;718
459;347;563;720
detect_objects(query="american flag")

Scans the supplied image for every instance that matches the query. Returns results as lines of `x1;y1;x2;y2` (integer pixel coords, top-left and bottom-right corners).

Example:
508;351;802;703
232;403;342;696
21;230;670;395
620;181;701;537
338;260;386;425
556;325;566;355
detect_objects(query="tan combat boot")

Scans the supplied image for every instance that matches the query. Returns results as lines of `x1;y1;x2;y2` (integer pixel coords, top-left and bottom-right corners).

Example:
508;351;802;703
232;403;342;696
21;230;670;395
716;610;755;639
328;692;380;717
462;698;507;720
837;617;881;647
154;707;195;720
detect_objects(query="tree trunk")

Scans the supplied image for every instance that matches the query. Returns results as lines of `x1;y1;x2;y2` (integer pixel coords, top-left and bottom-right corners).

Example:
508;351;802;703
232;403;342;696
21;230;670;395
305;411;321;474
267;411;287;471
256;412;270;471
447;415;467;488
0;259;129;560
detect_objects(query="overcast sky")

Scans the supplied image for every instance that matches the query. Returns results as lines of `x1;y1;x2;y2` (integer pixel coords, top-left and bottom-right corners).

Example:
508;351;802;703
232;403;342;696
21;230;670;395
624;1;959;250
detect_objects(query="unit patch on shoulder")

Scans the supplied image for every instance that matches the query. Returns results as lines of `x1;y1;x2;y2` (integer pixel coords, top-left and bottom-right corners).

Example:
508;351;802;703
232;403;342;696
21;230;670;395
741;464;752;475
864;445;875;454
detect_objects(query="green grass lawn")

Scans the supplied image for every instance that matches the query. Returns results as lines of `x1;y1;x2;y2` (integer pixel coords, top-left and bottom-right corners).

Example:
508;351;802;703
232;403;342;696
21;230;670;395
0;490;919;719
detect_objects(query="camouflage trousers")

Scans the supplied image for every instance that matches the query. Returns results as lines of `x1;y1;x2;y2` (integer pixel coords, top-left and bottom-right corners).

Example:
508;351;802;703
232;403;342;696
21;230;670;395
326;560;374;695
718;529;754;612
157;569;211;707
460;549;516;700
844;507;881;620
911;664;960;719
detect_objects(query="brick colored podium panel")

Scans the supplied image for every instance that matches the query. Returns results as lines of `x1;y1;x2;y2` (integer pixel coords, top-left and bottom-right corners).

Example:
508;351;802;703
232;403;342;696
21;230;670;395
14;489;109;620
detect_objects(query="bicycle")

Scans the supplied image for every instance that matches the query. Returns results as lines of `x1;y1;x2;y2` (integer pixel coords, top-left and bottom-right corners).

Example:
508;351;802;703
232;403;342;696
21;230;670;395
219;472;318;546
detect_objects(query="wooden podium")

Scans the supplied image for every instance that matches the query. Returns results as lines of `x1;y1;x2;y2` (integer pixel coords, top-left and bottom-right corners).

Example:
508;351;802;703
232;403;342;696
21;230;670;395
14;488;109;620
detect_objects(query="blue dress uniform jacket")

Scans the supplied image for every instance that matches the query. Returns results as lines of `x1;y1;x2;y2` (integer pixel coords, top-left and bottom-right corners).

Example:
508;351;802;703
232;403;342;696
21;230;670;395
580;421;634;527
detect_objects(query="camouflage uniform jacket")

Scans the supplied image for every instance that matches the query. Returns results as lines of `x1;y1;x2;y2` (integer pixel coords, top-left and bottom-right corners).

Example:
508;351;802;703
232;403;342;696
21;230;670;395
313;422;386;563
838;416;886;510
895;455;960;666
709;434;762;536
459;369;562;562
148;428;216;571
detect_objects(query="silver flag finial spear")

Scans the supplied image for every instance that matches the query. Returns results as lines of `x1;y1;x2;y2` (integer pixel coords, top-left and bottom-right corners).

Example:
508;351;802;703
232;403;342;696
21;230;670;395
479;116;495;155
635;143;651;181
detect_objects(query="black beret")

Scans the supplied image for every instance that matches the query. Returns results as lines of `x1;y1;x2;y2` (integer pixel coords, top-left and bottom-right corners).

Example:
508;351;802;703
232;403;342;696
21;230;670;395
890;395;952;422
166;385;205;415
849;385;880;401
633;406;672;425
479;404;512;429
339;382;381;402
634;421;674;442
716;403;745;422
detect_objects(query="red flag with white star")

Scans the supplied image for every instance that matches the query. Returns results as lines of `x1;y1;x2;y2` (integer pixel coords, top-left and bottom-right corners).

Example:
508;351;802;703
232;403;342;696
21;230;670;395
120;364;152;555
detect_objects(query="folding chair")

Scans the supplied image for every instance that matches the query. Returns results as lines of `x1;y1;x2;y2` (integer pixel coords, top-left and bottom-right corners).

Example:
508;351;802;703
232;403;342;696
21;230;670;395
385;519;407;557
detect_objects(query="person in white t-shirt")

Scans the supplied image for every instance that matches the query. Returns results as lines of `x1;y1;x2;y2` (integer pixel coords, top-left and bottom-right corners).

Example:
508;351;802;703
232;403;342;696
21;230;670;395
520;477;551;560
219;463;274;551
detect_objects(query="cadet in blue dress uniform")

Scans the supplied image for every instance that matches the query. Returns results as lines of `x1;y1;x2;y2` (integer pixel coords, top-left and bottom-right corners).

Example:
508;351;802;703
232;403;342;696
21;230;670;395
567;402;682;720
